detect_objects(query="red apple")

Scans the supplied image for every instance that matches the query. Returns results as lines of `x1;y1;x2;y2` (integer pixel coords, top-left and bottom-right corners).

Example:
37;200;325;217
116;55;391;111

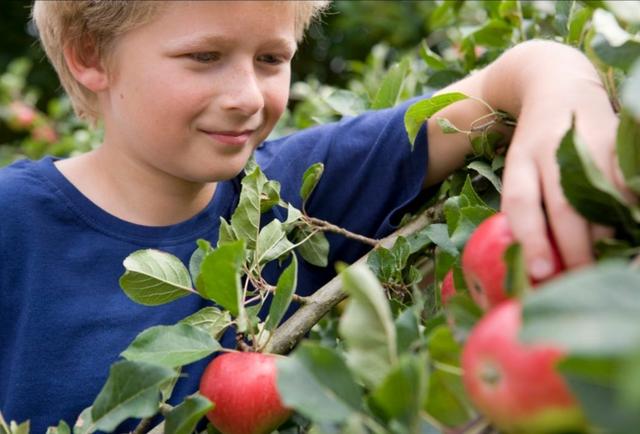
199;352;292;434
462;300;585;433
441;270;457;306
461;212;563;310
8;101;37;129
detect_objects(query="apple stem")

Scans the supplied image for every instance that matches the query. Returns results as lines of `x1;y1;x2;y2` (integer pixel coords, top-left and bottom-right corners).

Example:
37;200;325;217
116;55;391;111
236;333;253;352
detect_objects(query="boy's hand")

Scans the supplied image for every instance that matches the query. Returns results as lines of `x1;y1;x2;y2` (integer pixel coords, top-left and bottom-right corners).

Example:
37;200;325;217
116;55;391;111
501;73;622;278
426;40;631;279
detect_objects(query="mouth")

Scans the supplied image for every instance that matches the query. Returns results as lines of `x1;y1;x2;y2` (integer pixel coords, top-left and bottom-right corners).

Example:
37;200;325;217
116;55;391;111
200;129;256;146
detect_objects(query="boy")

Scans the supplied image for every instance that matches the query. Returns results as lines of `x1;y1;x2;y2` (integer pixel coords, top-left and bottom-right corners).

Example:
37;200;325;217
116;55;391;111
0;1;623;432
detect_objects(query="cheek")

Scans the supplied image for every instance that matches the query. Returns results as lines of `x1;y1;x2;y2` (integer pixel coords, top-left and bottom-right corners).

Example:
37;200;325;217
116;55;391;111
265;75;291;120
139;66;210;116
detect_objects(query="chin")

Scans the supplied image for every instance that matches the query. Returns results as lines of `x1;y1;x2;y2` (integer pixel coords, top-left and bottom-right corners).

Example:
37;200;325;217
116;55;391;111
188;164;246;183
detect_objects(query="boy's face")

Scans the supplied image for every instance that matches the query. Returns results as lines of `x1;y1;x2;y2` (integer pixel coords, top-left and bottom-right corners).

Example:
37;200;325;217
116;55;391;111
100;1;296;183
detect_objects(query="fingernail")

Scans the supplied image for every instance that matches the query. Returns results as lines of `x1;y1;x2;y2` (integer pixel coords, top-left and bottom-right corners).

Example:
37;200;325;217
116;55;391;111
529;258;553;280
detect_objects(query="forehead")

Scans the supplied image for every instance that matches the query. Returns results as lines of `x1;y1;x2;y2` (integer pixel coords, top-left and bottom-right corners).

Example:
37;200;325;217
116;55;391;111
143;1;297;46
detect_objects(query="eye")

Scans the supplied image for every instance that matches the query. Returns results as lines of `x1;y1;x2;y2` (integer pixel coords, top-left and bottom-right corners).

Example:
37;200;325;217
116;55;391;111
257;54;289;66
188;52;220;63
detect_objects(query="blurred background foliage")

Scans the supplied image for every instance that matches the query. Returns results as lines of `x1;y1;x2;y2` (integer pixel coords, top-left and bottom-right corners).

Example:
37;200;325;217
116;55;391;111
0;0;637;165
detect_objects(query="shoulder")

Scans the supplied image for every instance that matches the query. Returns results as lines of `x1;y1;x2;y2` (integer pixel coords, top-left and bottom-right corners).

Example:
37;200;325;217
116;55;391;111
0;157;54;219
256;97;424;173
0;158;43;198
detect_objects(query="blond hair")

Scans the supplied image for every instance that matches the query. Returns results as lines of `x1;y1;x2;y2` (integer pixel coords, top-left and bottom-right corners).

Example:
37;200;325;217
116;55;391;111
31;1;329;124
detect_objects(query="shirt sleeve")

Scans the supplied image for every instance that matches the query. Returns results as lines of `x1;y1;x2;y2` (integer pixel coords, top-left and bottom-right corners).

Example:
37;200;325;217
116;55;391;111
256;97;430;265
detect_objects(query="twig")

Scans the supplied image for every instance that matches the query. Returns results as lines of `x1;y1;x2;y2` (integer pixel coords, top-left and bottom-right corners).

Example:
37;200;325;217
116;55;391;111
132;417;153;434
266;208;440;355
304;215;380;247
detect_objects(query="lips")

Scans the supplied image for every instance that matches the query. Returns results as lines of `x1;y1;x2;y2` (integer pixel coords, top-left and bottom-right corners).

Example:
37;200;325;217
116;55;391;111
200;129;255;146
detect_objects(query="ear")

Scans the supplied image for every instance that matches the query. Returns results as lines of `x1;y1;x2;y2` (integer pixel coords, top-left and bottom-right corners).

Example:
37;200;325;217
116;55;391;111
62;40;109;92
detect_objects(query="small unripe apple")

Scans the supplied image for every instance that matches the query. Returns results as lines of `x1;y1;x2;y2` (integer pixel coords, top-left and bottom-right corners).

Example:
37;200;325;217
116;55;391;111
441;270;457;306
199;352;292;434
462;212;563;310
462;300;585;433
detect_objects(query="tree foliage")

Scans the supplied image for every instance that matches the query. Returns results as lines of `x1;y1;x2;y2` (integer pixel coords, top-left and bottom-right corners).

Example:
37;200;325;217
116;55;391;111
3;1;640;434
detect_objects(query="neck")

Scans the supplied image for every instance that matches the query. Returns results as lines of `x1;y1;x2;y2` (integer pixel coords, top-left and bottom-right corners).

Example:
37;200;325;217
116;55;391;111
55;147;216;227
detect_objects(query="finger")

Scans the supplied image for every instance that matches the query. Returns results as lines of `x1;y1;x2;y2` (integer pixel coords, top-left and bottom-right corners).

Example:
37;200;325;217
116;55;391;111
537;152;593;269
501;148;555;280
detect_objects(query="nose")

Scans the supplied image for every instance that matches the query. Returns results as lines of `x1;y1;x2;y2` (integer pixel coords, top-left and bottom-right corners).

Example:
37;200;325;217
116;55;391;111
219;61;264;117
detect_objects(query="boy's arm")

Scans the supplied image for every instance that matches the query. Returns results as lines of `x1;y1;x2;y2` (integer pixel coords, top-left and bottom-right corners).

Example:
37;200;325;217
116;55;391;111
424;40;623;278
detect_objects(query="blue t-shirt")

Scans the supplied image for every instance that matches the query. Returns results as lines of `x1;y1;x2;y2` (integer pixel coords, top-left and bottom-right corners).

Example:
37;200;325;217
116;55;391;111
0;100;428;432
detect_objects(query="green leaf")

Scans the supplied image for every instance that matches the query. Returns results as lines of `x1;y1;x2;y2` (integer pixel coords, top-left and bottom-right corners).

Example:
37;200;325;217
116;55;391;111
338;264;397;389
567;6;593;46
389;237;411;271
469;130;503;159
420;41;447;70
460;175;489;207
91;361;178;432
557;123;640;236
592;34;640;71
218;217;236;245
424;369;471;427
367;247;395;282
260;180;281;213
445;294;483;341
371;58;410;110
616;110;640;194
371;353;429;429
0;419;28;434
324;89;368;117
277;342;363;423
265;254;298;331
284;204;303;228
435;117;460;134
467;160;502;193
463;19;513;48
46;420;70;434
621;58;640;119
606;0;640;24
404;93;469;147
554;0;572;36
395;307;421;354
72;407;94;434
620;349;640;408
179;306;232;338
255;220;294;265
592;8;633;47
189;239;212;285
590;9;640;70
503;243;529;298
426;69;466;88
300;162;325;203
119;250;193;306
521;262;640;357
121;323;221;368
423;223;458;256
293;227;329;267
198;240;245;316
449;205;495;250
231;167;266;249
559;356;636;434
164;394;213;434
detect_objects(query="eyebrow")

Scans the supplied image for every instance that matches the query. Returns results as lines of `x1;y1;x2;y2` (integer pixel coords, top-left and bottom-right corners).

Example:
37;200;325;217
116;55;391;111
166;34;297;52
